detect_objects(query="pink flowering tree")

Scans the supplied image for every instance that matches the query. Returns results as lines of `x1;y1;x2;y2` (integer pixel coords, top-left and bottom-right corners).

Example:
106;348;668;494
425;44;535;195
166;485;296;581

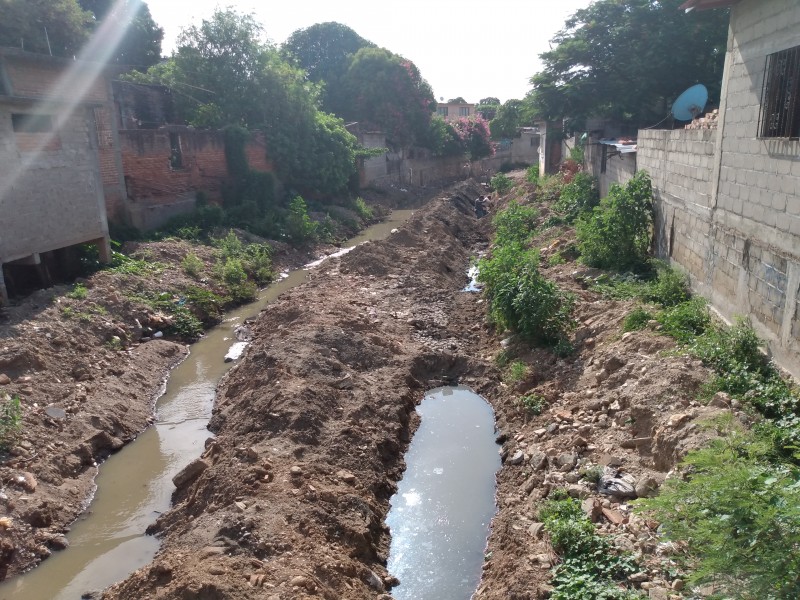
453;115;494;160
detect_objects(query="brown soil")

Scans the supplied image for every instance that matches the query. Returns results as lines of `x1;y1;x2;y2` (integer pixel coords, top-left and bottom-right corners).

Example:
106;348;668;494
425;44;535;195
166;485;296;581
1;178;740;599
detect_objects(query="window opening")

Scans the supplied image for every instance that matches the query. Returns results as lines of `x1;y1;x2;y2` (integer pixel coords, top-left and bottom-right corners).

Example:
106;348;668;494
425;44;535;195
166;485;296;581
12;113;53;133
759;45;800;138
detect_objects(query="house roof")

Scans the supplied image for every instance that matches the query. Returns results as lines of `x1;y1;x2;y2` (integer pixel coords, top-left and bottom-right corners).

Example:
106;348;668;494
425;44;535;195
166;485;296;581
678;0;739;11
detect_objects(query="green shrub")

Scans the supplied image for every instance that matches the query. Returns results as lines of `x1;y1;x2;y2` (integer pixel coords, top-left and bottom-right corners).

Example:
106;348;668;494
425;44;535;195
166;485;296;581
0;393;22;451
536;173;565;202
622;306;652;332
182;286;225;323
68;283;88;300
505;360;528;384
490;172;514;195
636;429;800;598
539;496;640;599
220;257;247;286
520;393;547;415
526;164;540;184
109;251;164;276
589;273;650;300
182;252;204;279
643;264;690;307
353;197;373;221
576;171;653;272
478;244;574;346
286;196;319;246
657;297;710;342
492;201;538;246
553;172;599;221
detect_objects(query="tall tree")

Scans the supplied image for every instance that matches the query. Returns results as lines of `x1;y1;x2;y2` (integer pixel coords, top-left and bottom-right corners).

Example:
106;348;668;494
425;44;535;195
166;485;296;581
490;99;526;139
0;0;93;57
342;47;435;148
281;22;374;115
526;0;728;130
476;97;501;121
79;0;163;70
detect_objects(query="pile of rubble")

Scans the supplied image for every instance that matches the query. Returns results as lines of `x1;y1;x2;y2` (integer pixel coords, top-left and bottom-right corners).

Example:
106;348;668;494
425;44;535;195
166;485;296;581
684;109;719;130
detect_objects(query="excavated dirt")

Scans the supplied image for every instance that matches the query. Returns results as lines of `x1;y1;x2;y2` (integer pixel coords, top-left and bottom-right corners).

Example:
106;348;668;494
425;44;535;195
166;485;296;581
1;177;742;599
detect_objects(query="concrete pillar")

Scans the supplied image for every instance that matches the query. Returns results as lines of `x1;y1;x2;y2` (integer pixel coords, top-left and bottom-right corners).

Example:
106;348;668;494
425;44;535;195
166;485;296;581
95;236;112;264
0;265;7;305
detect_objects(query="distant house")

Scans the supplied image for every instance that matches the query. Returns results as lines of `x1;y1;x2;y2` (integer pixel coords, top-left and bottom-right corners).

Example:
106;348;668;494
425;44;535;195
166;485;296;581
0;48;119;303
435;101;476;122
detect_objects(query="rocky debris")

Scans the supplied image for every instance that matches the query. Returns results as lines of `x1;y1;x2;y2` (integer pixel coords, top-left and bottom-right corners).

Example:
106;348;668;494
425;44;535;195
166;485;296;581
172;458;210;489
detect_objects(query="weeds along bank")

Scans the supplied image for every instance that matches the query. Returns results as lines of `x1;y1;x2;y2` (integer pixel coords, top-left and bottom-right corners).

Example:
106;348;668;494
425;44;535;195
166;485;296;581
476;166;800;599
0;191;408;580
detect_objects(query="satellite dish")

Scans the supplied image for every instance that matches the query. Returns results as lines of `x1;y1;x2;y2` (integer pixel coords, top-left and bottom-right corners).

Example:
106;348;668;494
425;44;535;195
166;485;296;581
671;84;708;121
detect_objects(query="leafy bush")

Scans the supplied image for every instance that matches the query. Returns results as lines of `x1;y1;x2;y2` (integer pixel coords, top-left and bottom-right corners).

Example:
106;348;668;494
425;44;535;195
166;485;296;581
536;173;565;202
636;429;800;598
505;360;528;384
68;283;88;300
492;201;538;246
657;297;710;342
490;172;514;195
182;252;204;279
526;164;540;184
643;264;689;307
554;172;599;221
182;286;225;323
539;496;640;600
622;306;652;332
219;257;247;286
576;171;653;272
520;393;547;415
286;196;319;246
478;244;574;346
0;393;22;451
110;251;164;276
353;197;373;221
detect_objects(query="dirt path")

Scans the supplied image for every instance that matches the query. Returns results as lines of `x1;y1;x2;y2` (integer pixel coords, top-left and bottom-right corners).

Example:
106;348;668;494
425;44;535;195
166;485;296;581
2;178;734;598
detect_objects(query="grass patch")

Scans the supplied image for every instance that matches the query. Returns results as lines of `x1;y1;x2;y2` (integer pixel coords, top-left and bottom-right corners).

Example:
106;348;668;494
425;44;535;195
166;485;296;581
0;393;22;451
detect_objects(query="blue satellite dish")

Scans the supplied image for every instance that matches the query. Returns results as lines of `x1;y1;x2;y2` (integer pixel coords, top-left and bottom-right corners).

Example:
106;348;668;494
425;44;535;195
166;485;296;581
671;84;708;121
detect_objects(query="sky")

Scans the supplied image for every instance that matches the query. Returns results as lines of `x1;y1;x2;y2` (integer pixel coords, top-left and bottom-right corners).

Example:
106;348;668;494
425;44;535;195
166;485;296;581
148;0;596;105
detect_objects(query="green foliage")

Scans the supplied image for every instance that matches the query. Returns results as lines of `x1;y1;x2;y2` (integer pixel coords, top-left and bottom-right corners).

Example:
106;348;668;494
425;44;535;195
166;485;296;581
657;297;710;343
540;496;641;600
492;201;538;246
636;429;800;598
576;171;653;272
569;143;585;164
526;0;728;130
182;252;204;279
280;22;375;116
489;99;526;139
478;243;575;346
352;197;374;221
553;172;599;221
423;115;466;157
490;173;514;195
213;231;274;285
0;394;23;451
579;464;604;485
505;360;529;384
526;164;540;184
536;173;566;202
0;0;92;57
642;264;689;307
520;393;547;415
109;250;164;276
68;283;88;300
285;196;319;246
453;115;494;160
182;286;225;323
342;47;435;148
622;306;652;332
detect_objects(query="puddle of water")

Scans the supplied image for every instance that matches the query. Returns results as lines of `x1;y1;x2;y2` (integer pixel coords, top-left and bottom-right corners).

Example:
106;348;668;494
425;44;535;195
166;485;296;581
386;386;500;600
463;264;481;292
0;210;415;600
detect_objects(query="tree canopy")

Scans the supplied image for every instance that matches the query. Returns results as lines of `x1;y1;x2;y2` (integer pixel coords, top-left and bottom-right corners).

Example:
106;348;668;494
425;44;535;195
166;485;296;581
341;47;435;148
280;22;374;115
490;99;527;139
129;8;358;197
0;0;161;68
526;0;729;130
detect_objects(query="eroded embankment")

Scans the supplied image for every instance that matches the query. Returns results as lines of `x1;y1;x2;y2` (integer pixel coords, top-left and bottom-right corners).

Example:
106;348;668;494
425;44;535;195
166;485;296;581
102;181;497;599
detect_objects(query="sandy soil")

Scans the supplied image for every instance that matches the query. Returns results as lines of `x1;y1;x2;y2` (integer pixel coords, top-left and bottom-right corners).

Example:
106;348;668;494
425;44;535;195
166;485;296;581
1;177;737;599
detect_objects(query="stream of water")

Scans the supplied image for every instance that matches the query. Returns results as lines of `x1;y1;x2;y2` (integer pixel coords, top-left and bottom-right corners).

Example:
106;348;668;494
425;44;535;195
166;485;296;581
386;386;500;600
0;210;414;600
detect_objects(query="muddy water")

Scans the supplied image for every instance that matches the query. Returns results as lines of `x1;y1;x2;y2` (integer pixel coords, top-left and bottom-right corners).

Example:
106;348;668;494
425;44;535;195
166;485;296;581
387;386;500;600
0;210;414;600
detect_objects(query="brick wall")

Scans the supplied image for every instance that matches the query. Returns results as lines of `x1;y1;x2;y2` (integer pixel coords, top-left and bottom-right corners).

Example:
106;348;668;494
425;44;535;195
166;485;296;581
5;58;108;104
119;128;274;229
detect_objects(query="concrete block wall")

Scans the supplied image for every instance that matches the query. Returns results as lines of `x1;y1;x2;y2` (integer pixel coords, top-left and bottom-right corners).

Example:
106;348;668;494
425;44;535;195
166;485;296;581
585;142;637;197
0;105;108;264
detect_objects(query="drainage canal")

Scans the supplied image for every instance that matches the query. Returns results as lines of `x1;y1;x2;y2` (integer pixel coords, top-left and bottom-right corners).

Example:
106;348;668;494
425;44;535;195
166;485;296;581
0;210;415;600
387;386;500;600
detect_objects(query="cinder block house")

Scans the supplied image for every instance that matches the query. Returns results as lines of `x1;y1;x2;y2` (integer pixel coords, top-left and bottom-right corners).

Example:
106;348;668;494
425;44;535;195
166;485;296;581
0;49;119;303
587;0;800;375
